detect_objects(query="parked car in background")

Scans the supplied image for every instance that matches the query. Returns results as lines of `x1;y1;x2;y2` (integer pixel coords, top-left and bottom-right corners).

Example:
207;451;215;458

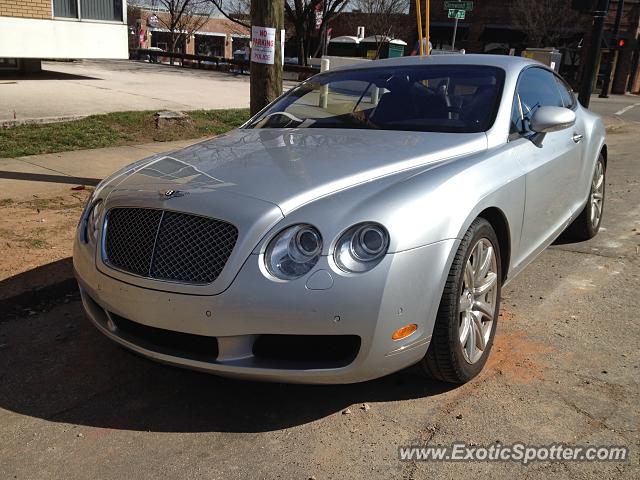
74;55;606;384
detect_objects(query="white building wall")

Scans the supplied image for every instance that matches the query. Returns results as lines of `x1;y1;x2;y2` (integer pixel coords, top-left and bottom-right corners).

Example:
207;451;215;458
0;17;128;59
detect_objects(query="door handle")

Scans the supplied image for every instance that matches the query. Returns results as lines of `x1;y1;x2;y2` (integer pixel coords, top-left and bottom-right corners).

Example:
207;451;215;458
572;133;584;143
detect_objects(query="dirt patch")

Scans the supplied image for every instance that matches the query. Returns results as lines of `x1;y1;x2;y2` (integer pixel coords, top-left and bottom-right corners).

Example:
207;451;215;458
497;309;516;323
487;328;552;383
0;189;91;281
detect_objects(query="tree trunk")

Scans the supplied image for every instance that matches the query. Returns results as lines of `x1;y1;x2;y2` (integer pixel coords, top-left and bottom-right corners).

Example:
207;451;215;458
169;31;176;65
250;0;284;115
296;21;307;66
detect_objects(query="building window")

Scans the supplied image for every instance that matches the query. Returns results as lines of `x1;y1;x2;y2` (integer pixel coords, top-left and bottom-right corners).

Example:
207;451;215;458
53;0;78;18
53;0;123;22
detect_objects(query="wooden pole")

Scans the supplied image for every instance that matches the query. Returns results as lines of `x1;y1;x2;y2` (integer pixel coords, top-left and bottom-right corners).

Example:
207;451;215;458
415;0;424;56
250;0;284;115
425;0;430;56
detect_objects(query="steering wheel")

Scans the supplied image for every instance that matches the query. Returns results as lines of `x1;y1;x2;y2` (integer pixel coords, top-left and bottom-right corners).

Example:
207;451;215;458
261;111;304;128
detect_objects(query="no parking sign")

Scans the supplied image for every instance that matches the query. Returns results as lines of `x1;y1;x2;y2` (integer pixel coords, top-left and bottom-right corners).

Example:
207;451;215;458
251;26;276;65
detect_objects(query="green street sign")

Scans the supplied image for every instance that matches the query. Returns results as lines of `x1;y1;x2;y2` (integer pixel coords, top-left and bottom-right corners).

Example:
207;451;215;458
444;1;473;11
448;8;466;19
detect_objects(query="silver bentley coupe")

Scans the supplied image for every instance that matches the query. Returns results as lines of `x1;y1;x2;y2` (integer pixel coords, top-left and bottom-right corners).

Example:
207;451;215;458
74;55;606;384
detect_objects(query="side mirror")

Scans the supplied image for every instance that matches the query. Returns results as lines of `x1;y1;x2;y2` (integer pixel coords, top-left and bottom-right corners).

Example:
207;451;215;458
529;106;576;147
530;106;576;133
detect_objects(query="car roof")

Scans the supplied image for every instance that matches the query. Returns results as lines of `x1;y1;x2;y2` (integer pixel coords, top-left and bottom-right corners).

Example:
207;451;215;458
329;54;539;76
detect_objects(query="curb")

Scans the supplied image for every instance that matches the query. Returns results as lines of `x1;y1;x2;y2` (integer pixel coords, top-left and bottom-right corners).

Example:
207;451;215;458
0;115;88;129
603;115;628;133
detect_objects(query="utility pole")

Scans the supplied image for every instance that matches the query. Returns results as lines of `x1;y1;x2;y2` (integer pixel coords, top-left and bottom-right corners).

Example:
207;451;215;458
578;0;611;108
250;0;284;115
599;0;624;98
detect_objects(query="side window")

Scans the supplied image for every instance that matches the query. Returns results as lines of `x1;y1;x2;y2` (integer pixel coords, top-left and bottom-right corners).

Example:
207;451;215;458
516;68;564;131
554;75;576;109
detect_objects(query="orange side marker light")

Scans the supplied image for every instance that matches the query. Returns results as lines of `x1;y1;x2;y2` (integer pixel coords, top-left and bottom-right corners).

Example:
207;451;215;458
392;323;418;341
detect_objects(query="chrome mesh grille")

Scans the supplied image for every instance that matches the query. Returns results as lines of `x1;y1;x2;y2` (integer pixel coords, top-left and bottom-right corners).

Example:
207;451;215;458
104;208;238;284
104;208;162;277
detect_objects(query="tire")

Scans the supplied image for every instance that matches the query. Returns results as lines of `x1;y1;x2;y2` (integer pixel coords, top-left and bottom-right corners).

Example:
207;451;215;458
420;218;502;384
565;153;606;241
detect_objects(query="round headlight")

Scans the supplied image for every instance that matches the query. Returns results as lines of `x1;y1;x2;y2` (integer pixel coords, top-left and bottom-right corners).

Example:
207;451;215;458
265;224;322;280
83;199;103;244
334;222;389;273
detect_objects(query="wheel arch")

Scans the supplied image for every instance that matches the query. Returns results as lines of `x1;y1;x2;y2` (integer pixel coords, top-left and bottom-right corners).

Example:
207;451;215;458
600;144;608;169
477;207;511;282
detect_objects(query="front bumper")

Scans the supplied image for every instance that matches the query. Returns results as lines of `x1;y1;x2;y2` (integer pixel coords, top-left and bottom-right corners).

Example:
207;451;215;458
74;238;457;384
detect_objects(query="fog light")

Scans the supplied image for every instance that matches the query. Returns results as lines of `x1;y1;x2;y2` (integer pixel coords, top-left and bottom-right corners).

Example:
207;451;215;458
392;324;417;341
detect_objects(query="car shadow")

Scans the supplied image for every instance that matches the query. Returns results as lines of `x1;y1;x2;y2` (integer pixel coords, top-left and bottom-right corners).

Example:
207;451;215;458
0;258;76;315
0;263;455;434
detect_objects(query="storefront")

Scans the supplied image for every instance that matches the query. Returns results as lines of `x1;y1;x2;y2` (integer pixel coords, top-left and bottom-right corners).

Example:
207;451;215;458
149;30;186;54
194;33;226;57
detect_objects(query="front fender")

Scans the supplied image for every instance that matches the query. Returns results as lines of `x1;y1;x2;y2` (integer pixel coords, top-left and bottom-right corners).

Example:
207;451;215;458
258;144;525;267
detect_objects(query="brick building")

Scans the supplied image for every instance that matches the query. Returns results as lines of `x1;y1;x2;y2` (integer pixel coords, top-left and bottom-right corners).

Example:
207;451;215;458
330;1;639;94
127;4;250;59
407;0;640;94
0;0;129;72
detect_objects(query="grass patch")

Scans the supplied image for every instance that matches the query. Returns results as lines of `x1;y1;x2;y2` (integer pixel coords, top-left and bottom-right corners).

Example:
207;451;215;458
0;198;14;207
21;238;49;249
21;196;85;211
0;228;46;247
0;109;250;158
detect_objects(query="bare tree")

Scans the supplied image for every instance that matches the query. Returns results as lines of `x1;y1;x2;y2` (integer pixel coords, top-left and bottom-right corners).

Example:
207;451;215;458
210;0;350;66
509;0;582;48
208;0;250;28
353;0;408;58
155;0;214;63
285;0;351;66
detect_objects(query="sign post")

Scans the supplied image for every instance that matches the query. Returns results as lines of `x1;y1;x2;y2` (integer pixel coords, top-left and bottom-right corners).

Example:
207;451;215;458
445;2;471;51
452;16;459;51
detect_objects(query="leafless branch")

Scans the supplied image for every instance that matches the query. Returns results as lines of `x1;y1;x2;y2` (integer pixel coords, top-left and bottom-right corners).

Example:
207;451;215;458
509;0;582;48
208;0;251;28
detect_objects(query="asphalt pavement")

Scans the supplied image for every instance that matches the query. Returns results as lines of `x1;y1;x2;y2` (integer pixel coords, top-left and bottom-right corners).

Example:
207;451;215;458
0;122;638;478
589;94;640;123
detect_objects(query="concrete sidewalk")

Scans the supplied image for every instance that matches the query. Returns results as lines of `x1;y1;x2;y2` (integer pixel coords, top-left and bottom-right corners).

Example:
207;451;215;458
0;60;251;122
0;139;200;200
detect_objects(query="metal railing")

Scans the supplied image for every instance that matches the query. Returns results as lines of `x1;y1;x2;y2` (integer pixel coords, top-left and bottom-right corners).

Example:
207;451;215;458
130;49;318;79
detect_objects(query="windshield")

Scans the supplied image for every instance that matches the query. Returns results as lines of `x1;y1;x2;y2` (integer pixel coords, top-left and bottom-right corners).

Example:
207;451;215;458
247;65;505;133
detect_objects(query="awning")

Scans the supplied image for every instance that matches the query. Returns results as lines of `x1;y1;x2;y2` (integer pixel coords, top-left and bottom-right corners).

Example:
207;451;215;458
428;21;470;39
194;31;227;37
479;25;526;43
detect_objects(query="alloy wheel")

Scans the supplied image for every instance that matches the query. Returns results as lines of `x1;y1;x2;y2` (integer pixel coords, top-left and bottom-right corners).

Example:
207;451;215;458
590;161;605;228
458;238;498;364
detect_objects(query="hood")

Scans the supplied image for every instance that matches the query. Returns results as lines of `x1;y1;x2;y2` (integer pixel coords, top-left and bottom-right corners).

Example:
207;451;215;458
116;128;487;215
